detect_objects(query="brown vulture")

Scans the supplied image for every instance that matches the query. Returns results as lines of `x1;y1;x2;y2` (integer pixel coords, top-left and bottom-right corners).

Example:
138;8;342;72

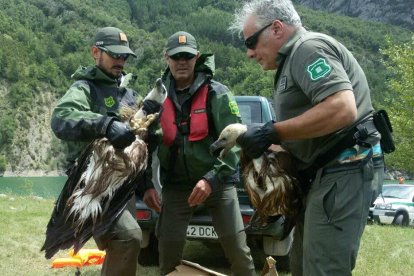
209;123;303;225
41;78;166;259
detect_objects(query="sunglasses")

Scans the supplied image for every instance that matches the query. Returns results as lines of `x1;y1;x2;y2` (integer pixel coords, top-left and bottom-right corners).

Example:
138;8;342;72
169;52;196;61
244;22;273;50
98;47;129;60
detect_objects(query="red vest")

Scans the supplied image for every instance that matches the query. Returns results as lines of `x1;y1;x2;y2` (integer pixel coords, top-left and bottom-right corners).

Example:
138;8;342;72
160;84;209;146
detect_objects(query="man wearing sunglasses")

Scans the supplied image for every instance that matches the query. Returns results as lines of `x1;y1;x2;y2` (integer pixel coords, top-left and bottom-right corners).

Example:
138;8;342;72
142;31;255;275
230;0;384;275
51;26;160;275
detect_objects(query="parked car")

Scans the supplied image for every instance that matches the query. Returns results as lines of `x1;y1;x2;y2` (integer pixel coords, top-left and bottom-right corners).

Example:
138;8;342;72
372;184;414;226
135;95;293;271
368;202;376;223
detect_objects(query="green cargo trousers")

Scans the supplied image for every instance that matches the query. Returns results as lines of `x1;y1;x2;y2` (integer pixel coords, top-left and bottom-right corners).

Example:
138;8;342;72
290;157;384;276
94;195;142;276
156;187;255;276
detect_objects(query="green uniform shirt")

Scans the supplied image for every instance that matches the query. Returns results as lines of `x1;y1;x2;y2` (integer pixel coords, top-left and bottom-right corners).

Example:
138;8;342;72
274;28;375;169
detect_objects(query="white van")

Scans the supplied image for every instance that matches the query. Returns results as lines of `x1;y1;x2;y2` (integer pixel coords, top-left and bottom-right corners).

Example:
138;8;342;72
373;184;414;226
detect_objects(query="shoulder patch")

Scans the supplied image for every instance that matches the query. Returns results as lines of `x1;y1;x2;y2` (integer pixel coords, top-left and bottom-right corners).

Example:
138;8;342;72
306;58;331;81
104;96;115;108
228;100;239;115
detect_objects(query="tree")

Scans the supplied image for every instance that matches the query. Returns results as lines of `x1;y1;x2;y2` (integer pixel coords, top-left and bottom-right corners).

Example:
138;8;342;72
0;154;6;174
380;36;414;172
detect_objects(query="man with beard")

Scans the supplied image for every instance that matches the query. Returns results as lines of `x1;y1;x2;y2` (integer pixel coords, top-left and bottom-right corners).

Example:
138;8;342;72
51;26;159;275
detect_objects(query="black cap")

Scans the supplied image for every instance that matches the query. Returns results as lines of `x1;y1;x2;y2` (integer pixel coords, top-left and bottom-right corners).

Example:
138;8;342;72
94;27;136;57
165;31;198;56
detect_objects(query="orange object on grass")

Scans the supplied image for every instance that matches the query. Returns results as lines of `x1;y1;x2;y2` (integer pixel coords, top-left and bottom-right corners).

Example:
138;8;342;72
70;249;106;266
51;257;82;268
51;249;106;268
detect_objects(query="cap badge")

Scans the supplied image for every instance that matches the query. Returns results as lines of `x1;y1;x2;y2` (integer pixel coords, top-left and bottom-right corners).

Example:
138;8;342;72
119;32;128;42
178;35;187;44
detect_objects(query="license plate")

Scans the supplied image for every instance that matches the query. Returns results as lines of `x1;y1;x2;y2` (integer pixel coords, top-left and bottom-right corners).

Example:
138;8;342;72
186;225;218;239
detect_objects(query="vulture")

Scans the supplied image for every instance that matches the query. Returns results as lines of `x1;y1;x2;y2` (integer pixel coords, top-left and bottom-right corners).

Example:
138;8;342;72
41;78;167;259
209;123;303;225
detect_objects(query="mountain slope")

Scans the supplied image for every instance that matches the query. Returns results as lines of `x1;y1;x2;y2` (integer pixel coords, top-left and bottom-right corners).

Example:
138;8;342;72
0;0;412;175
294;0;414;30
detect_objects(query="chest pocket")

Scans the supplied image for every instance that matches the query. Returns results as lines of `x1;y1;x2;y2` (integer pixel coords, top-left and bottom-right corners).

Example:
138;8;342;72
274;63;311;121
87;81;137;117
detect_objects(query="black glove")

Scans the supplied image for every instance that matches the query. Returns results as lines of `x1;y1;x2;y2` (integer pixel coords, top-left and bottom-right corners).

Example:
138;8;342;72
143;99;162;115
236;120;279;159
105;120;135;149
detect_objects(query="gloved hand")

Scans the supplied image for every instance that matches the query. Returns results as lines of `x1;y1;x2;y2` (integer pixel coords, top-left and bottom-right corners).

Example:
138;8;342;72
236;120;279;159
105;120;135;149
143;99;162;115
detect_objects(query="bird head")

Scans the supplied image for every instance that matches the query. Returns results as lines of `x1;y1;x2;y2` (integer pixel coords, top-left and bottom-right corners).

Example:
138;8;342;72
210;123;247;159
132;78;167;121
144;78;167;104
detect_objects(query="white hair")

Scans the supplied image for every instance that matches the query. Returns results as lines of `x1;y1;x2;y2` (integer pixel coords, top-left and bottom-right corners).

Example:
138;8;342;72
229;0;302;39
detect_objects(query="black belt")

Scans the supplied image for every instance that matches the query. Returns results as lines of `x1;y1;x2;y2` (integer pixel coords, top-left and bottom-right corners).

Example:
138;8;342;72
298;118;378;186
323;155;384;175
313;119;377;169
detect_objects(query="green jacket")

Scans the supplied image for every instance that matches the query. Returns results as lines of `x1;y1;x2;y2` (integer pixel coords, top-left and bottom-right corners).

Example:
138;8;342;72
51;65;142;167
151;54;242;191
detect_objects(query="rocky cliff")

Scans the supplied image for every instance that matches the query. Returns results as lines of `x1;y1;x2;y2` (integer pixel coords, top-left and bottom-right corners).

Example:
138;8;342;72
294;0;414;30
0;81;66;176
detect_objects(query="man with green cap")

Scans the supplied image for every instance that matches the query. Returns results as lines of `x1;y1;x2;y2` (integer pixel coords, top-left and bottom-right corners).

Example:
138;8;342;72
142;31;256;275
51;26;160;275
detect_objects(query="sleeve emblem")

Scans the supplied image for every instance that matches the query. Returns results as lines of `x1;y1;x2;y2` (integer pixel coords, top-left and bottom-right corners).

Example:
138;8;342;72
307;58;331;81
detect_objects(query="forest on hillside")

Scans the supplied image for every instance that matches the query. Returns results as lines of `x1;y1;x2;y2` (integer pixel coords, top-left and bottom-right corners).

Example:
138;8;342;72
0;0;413;174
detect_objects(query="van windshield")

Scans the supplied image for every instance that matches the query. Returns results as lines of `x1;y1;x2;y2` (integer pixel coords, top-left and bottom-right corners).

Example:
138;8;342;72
382;185;414;199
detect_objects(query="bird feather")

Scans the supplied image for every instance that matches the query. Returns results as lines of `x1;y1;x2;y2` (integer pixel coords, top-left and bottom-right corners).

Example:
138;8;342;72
210;123;303;225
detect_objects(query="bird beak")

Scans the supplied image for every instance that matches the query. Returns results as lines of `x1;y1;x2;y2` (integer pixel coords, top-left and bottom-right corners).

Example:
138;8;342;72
209;140;226;158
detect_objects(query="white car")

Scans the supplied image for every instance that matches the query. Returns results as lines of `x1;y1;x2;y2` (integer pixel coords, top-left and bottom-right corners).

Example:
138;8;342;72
372;184;414;226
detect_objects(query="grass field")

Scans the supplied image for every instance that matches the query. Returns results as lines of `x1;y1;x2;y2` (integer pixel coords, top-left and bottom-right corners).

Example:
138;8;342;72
0;194;413;275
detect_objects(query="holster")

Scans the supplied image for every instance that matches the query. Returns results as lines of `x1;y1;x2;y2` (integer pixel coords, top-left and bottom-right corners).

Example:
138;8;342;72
373;109;395;153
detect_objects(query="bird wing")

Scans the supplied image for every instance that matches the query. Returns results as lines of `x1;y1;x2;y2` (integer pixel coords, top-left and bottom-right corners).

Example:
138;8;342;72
242;150;303;224
41;142;146;259
41;142;94;259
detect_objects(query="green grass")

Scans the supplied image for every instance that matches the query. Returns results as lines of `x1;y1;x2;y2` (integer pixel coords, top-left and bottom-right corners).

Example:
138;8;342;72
0;194;413;275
